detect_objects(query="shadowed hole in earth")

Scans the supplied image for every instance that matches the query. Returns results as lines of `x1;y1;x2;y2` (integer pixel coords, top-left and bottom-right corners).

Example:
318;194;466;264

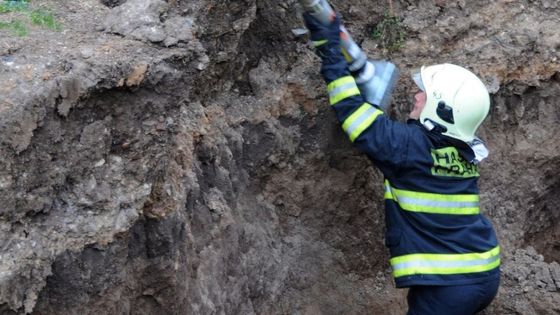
524;164;560;263
100;0;127;8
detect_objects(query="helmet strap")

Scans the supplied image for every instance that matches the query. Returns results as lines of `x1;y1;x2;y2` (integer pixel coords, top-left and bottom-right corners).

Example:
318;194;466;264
422;119;447;133
423;119;436;131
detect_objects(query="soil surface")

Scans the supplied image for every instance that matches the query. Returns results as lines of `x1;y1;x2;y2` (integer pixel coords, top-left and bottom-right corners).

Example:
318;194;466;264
0;0;559;314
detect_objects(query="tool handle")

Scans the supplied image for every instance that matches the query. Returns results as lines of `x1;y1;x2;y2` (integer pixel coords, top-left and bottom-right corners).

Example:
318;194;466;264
299;0;336;24
300;0;399;110
299;0;367;71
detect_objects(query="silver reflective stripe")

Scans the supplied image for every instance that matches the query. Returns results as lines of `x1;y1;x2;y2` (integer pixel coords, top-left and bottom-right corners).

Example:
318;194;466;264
344;106;377;136
396;196;479;209
329;82;358;99
384;180;480;215
385;184;392;194
392;255;500;271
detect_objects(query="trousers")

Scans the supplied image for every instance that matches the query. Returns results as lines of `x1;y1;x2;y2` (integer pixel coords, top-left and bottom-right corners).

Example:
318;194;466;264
406;275;500;315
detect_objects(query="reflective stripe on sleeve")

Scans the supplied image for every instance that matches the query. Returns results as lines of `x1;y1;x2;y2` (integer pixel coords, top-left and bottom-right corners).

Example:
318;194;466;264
327;76;361;105
313;39;328;47
384;180;480;215
342;103;383;142
390;246;500;278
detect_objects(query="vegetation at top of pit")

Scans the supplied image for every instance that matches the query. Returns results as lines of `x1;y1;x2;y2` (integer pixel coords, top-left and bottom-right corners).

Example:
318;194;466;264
371;11;407;54
0;0;61;36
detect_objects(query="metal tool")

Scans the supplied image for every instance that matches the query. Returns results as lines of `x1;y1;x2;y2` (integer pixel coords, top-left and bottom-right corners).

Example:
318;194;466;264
300;0;399;109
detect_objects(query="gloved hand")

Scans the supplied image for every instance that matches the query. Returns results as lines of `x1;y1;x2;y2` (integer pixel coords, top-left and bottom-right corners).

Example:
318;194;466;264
303;12;342;62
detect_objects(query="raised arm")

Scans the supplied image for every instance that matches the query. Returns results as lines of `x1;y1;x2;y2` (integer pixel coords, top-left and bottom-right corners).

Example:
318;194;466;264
303;13;411;167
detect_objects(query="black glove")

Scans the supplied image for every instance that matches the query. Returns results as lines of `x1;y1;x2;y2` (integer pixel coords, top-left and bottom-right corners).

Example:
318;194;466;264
303;12;342;63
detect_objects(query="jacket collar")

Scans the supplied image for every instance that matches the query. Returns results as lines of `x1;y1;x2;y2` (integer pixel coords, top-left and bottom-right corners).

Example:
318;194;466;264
407;119;488;164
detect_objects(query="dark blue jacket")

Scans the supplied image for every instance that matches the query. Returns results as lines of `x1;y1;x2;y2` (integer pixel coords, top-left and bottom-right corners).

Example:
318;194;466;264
319;55;500;287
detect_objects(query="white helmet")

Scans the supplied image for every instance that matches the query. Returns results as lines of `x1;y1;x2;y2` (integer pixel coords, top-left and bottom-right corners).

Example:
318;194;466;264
412;63;490;143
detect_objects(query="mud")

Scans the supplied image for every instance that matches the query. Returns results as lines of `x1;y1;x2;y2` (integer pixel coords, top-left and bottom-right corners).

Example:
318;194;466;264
0;0;559;314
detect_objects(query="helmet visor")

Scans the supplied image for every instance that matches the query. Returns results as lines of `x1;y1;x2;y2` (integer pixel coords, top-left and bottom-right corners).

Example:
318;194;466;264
411;68;425;91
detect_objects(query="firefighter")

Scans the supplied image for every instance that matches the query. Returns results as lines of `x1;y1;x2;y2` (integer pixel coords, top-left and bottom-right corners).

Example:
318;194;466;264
303;12;500;315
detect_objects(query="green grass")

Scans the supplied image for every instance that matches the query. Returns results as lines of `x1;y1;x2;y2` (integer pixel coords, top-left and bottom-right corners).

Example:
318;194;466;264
30;9;60;30
0;19;27;36
372;12;407;54
0;0;61;36
0;0;29;13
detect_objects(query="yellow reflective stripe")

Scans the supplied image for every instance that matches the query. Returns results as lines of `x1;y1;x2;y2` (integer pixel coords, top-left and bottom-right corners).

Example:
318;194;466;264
386;181;479;202
313;39;328;47
390;246;500;278
329;87;360;105
341;103;383;142
341;48;353;62
397;202;479;215
384;181;395;199
384;180;480;215
391;246;500;264
392;259;500;278
327;76;361;105
327;76;355;92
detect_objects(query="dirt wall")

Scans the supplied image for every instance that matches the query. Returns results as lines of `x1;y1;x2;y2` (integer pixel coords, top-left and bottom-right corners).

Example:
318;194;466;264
0;0;559;314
